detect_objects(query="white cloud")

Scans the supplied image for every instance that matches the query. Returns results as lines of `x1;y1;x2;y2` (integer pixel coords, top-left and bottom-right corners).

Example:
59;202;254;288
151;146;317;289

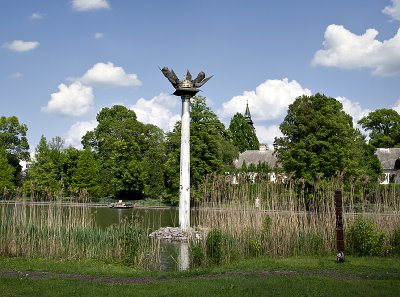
219;78;311;121
2;40;40;52
336;96;371;126
392;98;400;113
64;120;97;148
9;72;22;79
72;0;110;11
94;32;104;39
255;125;282;147
312;24;400;76
383;0;400;21
77;62;142;87
130;93;180;132
29;12;45;20
42;82;94;116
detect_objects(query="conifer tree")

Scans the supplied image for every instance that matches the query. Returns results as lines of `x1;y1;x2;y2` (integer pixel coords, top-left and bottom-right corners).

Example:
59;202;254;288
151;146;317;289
229;113;259;153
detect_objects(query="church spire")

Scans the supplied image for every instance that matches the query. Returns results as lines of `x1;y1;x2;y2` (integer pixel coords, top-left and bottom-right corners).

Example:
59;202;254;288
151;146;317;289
244;100;255;129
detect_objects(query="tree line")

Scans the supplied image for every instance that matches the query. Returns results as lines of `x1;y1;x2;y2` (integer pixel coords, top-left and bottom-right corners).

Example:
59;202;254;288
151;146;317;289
0;93;392;202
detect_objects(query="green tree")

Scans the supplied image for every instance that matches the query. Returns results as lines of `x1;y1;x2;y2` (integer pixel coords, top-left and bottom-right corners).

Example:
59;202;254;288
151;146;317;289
26;136;61;197
274;93;382;183
358;109;400;148
71;149;101;198
140;124;167;199
229;112;260;153
61;146;82;191
165;96;238;202
0;116;29;185
0;145;15;192
82;105;166;199
48;136;65;182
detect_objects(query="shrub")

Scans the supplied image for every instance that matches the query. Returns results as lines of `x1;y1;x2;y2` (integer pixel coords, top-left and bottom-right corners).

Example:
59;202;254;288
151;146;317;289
119;221;144;265
249;239;261;256
347;216;384;256
263;215;272;232
206;229;222;264
189;242;204;268
392;229;400;255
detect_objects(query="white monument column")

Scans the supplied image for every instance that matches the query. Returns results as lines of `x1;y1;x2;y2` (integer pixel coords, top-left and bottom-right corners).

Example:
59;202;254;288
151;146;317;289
179;95;191;230
160;67;212;231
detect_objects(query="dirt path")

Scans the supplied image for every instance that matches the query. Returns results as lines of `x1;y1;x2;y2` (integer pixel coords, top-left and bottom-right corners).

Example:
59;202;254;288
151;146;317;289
0;271;154;284
0;269;373;285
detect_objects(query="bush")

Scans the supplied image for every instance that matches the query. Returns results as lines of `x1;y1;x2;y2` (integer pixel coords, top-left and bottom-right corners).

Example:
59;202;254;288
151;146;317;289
189;242;204;268
119;221;144;265
392;229;400;255
206;229;222;264
347;216;384;256
263;215;272;232
249;239;261;256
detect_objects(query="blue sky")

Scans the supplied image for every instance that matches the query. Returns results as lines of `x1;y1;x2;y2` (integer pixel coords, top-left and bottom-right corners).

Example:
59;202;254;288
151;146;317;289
1;0;400;152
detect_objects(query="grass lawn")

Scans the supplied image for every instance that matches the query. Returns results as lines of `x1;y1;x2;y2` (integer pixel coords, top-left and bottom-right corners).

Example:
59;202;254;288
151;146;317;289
1;256;399;297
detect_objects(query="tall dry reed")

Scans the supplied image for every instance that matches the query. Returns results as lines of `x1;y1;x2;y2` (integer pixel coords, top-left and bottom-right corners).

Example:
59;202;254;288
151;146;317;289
0;194;160;269
192;174;400;264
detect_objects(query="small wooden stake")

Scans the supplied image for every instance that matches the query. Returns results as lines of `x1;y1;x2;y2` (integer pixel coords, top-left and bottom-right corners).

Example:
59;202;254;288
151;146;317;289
335;190;345;262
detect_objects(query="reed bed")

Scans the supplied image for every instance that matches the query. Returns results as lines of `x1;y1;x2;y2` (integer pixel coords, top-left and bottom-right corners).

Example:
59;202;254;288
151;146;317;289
1;175;399;270
192;174;400;264
0;196;160;269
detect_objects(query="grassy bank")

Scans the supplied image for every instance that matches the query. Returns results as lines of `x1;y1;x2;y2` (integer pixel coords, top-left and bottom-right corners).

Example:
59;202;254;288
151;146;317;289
1;256;399;296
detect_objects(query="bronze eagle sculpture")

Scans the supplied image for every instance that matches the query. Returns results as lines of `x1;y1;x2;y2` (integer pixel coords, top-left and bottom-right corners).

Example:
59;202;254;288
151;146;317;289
160;67;212;89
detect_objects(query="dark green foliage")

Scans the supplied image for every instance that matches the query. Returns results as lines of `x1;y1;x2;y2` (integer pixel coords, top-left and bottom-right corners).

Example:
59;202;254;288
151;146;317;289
0;116;30;186
358;108;400;148
240;160;247;172
119;221;144;265
61;147;82;190
71;149;101;197
82;105;166;199
298;232;324;256
140;125;167;199
25;137;95;198
26;136;61;197
206;228;223;264
189;242;205;267
229;112;260;153
392;229;400;255
0;145;15;191
249;239;261;256
347;216;385;256
263;215;272;232
274;93;382;183
255;161;271;174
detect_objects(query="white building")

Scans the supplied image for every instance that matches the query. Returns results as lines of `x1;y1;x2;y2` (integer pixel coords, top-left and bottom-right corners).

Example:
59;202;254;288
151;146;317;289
375;148;400;184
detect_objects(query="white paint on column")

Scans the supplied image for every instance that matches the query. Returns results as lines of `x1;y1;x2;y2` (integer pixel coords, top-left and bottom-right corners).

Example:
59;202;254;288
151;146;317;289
178;242;189;270
179;95;191;230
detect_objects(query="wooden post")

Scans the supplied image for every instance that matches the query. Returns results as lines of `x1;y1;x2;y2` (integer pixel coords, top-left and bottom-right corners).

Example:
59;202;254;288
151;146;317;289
335;190;345;262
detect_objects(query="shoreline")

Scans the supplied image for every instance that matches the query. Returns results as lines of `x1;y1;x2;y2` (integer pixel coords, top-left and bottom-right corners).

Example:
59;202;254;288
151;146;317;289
0;200;173;210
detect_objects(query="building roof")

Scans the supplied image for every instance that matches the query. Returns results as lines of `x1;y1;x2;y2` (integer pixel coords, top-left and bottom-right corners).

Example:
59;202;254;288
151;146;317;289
375;148;400;170
235;147;400;172
234;148;279;169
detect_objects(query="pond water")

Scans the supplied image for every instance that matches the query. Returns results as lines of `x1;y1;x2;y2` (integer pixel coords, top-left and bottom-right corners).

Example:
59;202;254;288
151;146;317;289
91;206;185;271
91;206;180;229
1;203;195;271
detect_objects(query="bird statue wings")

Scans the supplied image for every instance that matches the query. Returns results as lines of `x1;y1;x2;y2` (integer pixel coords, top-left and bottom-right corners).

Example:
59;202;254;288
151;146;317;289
160;67;212;90
160;67;180;89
